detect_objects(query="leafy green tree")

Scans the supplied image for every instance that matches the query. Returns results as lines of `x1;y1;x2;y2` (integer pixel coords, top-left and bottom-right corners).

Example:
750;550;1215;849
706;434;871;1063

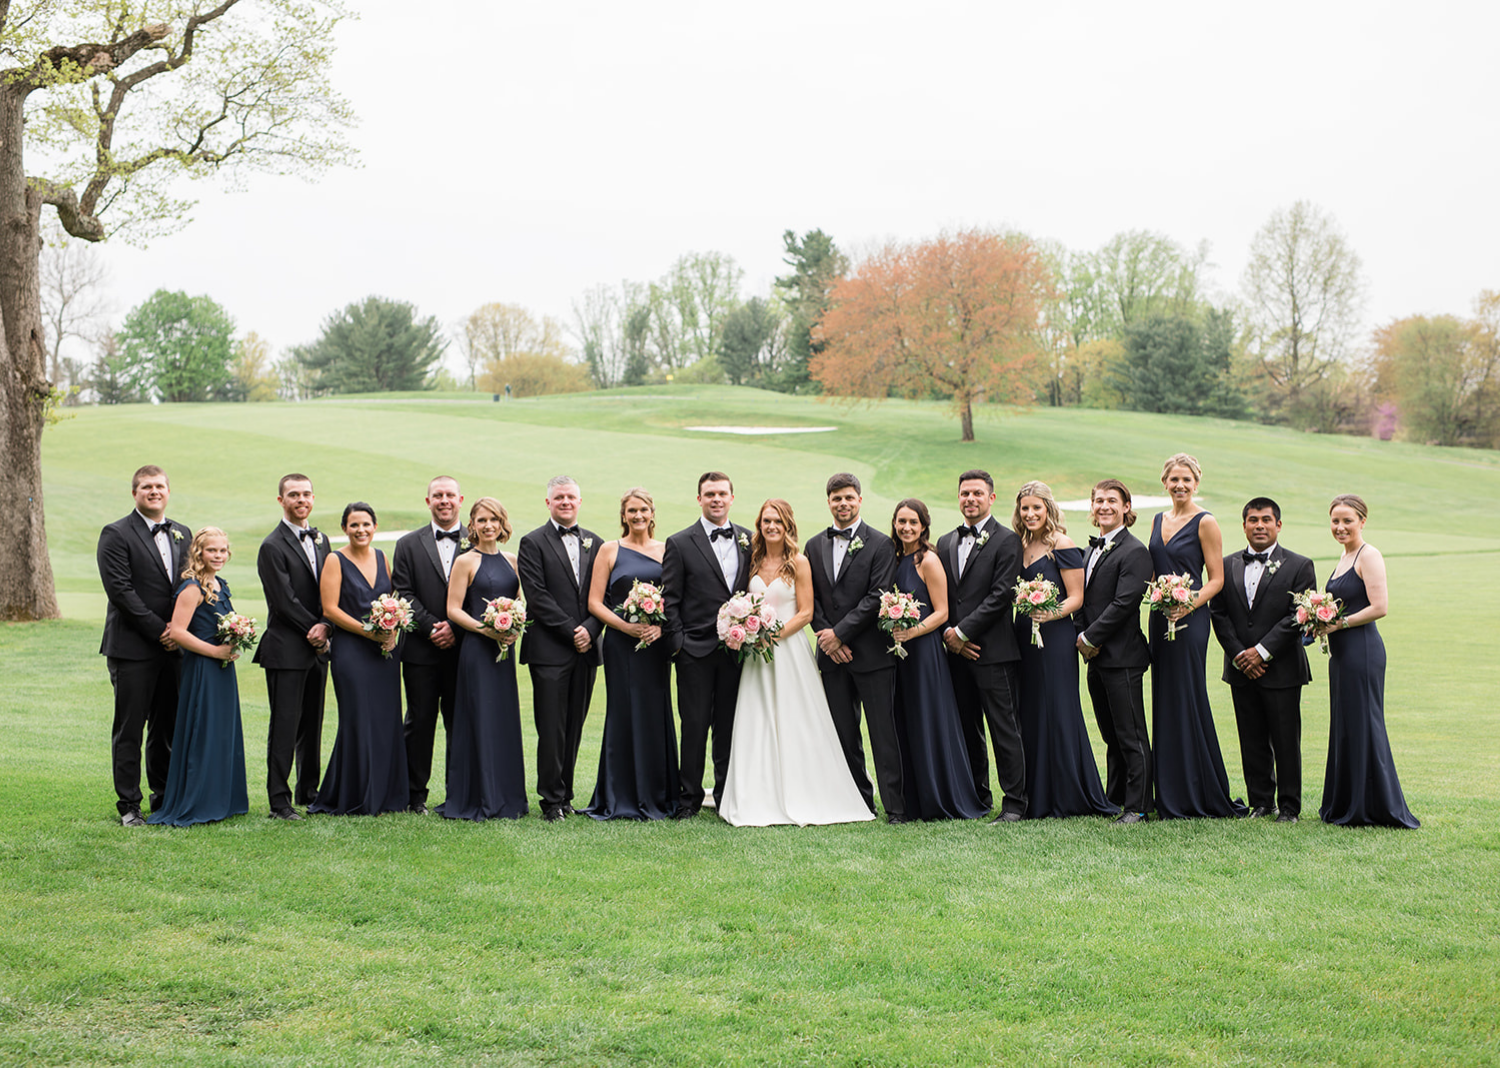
1112;310;1246;418
719;298;782;386
776;230;848;394
118;290;236;402
621;305;652;386
89;333;146;405
295;297;446;394
230;332;280;402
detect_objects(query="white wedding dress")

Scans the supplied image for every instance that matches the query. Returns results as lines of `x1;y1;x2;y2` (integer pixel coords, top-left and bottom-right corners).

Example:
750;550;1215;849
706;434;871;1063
719;575;876;827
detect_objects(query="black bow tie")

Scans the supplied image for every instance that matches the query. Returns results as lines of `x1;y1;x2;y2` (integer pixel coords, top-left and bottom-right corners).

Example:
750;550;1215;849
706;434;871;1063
150;522;171;538
299;527;320;542
828;527;854;540
709;526;734;541
558;525;580;538
958;524;983;540
435;529;462;542
1243;551;1269;565
1088;536;1107;549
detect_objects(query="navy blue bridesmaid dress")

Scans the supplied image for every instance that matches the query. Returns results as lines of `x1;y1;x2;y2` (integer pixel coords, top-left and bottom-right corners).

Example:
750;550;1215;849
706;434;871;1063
1319;549;1419;828
1148;512;1247;819
440;551;529;820
1013;547;1114;819
310;551;409;816
148;579;249;826
584;546;679;820
892;552;988;820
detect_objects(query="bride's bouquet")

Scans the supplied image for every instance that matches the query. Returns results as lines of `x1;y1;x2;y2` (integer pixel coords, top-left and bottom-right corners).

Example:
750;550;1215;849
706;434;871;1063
1013;576;1062;648
480;595;530;662
877;587;924;659
215;611;260;668
1143;573;1196;641
717;591;781;664
1292;589;1345;655
616;579;666;651
363;593;416;658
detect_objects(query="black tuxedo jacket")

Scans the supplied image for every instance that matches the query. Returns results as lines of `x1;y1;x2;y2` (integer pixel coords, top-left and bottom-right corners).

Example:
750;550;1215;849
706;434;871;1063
97;512;192;661
1209;545;1316;689
935;516;1022;665
808;520;898;673
391;526;469;667
1075;528;1152;669
516;522;604;667
661;521;753;658
253;523;331;671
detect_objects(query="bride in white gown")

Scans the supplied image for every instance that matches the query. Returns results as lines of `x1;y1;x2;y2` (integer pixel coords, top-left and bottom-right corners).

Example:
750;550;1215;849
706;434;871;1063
719;499;875;827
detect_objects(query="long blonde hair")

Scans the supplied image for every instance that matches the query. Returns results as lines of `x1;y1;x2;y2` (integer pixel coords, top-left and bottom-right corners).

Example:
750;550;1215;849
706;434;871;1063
749;498;800;585
1011;480;1066;550
181;527;230;604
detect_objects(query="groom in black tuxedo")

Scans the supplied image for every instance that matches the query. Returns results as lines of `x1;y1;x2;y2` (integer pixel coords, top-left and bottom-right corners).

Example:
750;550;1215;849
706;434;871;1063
392;476;467;815
96;464;190;825
518;475;604;821
1075;478;1154;822
808;472;906;822
936;469;1027;821
253;473;332;819
661;471;752;817
1210;497;1317;822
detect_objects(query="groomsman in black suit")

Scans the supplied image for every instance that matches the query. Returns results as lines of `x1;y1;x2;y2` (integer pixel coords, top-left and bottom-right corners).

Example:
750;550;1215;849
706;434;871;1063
808;472;907;822
1075;478;1154;823
96;465;190;825
518;476;604;822
254;473;332;819
1209;497;1317;823
936;469;1027;821
661;471;752;817
392;476;466;815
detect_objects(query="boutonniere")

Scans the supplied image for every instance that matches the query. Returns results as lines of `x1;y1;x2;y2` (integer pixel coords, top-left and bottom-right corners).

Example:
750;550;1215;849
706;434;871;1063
974;530;991;548
171;528;183;542
737;532;749;550
459;538;471;551
317;532;326;546
582;537;594;551
848;536;864;555
1266;559;1282;575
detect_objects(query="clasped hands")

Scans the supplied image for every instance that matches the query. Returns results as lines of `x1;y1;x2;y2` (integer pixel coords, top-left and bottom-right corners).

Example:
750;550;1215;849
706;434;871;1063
1233;647;1267;679
816;629;852;663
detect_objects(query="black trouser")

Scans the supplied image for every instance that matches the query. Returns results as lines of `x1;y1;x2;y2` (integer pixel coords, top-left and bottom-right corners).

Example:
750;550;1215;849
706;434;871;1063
1087;663;1152;815
820;663;903;817
529;658;597;813
107;655;180;816
950;658;1027;816
402;656;459;807
265;663;327;810
675;647;741;810
1230;683;1303;817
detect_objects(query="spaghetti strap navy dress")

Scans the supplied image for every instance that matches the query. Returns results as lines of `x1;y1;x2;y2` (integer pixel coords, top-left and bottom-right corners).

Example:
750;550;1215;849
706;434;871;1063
440;551;529;820
148;579;249;826
310;551;409;816
1148;512;1247;819
1013;548;1114;818
584;546;679;820
1319;549;1419;828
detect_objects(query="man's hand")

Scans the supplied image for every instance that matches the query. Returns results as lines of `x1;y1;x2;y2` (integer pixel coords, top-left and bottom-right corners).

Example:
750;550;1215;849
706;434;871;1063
306;622;331;652
943;627;981;660
430;620;457;649
573;625;592;653
831;645;853;664
1233;648;1265;673
159;624;177;652
815;628;843;656
1076;634;1099;661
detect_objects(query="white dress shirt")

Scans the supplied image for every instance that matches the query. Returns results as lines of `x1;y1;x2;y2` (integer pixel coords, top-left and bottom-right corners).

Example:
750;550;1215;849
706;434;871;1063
282;517;318;572
433;521;462;580
552;518;582;584
831;520;858;578
1243;542;1277;662
137;510;173;577
1084;526;1123;586
700;516;739;591
956;516;988;578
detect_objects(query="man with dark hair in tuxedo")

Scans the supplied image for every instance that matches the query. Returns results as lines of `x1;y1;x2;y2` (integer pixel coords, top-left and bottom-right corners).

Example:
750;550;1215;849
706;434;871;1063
96;465;191;825
661;471;751;818
1075;478;1154;823
1210;497;1317;822
392;476;466;815
254;473;332;820
936;469;1027;821
809;472;907;822
518;475;604;822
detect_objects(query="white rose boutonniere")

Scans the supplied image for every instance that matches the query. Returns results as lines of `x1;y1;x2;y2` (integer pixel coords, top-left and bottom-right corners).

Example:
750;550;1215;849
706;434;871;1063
1266;559;1282;575
317;532;326;546
171;528;183;542
582;537;594;551
738;532;750;550
848;536;865;555
459;537;471;551
974;530;991;549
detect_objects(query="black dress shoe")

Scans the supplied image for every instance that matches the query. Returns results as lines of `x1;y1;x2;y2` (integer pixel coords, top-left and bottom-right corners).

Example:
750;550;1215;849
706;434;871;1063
120;810;145;827
672;806;699;820
988;811;1023;824
1246;805;1276;819
1275;813;1300;823
543;808;566;822
268;807;304;821
562;805;576;816
1113;811;1147;824
410;802;430;816
886;813;913;824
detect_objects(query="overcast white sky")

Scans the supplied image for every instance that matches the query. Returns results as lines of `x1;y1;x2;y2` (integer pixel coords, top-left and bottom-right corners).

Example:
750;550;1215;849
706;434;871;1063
88;0;1500;367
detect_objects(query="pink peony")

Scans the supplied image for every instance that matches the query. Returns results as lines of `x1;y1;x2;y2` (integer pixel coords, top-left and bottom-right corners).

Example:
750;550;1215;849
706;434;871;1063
1316;605;1336;623
641;599;657;614
1296;607;1308;624
1171;587;1191;603
495;612;513;630
745;614;761;633
727;624;746;646
1150;589;1163;603
1028;590;1047;605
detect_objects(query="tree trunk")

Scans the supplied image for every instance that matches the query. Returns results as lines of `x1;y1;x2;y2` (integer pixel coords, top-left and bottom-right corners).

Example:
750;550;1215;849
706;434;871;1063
0;84;61;620
959;394;975;442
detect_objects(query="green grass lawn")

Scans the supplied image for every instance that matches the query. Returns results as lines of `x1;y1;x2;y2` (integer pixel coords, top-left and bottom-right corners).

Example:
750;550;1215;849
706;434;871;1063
3;387;1498;1065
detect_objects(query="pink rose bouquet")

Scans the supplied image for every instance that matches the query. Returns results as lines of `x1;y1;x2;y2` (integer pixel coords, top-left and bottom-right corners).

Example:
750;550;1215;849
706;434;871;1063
617;579;667;651
717;591;781;664
480;595;530;662
877;587;925;659
1142;573;1197;641
215;611;260;669
1291;589;1345;655
362;593;416;659
1012;576;1062;648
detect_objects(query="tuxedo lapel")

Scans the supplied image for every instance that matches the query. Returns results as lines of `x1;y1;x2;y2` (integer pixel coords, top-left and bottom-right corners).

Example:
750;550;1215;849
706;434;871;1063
689;526;731;596
546;526;580;591
420;528;446;584
1226;552;1248;611
131;517;170;580
277;523;315;575
820;527;838;586
946;531;962;584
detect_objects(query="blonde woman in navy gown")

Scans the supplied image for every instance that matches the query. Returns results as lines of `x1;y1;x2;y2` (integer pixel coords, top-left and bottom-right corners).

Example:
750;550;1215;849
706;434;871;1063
148;528;249;826
1010;482;1113;819
1148;454;1247;819
310;503;409;816
441;497;528;820
584;488;679;820
1315;495;1418;828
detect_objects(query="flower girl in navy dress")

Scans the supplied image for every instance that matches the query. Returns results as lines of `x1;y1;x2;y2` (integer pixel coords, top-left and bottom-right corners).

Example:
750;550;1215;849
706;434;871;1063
149;528;249;826
1314;495;1418;829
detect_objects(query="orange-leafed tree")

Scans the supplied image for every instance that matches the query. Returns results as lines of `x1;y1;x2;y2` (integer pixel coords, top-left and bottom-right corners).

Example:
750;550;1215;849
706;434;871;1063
811;230;1053;440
